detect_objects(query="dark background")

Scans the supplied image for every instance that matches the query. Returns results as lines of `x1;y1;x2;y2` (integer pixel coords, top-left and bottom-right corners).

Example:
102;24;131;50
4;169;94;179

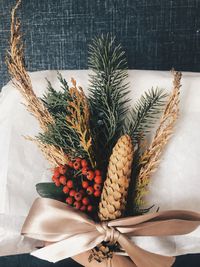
0;0;200;266
0;0;200;89
1;253;200;267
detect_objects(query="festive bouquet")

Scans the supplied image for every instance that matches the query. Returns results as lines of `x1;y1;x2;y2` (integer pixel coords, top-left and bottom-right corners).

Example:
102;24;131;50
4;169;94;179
5;1;200;267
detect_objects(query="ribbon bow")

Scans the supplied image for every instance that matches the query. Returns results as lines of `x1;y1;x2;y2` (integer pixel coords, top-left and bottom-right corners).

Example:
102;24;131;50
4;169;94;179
21;198;200;267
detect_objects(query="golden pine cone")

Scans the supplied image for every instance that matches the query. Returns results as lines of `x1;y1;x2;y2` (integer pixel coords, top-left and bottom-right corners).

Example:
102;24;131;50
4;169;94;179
98;134;134;221
90;135;134;262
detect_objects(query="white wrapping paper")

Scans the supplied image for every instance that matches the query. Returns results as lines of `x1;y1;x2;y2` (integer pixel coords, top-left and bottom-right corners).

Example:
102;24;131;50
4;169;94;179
0;70;200;256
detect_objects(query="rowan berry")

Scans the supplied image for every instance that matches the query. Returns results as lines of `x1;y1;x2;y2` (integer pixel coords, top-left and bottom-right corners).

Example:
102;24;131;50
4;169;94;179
82;180;89;189
59;175;67;185
63;186;70;194
86;170;95;181
66;197;73;205
82;167;89;175
94;183;102;191
87;205;93;212
86;186;94;195
54;178;61;187
74;201;81;210
81;159;88;168
75;192;83;201
53;167;60;178
94;190;101;197
52;175;57;182
69;189;76;197
95;170;101;176
59;165;67;175
66;180;73;188
82;197;89;206
94;176;102;184
68;161;74;168
73;161;81;170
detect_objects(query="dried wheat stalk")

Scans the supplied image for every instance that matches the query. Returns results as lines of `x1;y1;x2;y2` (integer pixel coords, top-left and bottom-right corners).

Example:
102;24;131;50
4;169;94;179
25;137;68;166
134;71;182;207
6;0;68;166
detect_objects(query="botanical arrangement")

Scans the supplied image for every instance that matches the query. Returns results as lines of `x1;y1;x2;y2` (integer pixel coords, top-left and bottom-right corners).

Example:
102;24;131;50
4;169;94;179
6;1;183;264
7;2;200;267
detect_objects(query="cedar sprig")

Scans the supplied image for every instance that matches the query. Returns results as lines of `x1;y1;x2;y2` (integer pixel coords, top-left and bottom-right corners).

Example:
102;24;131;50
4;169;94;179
38;75;88;159
66;78;96;167
133;71;181;210
37;117;81;158
125;88;168;144
6;0;68;166
88;35;130;170
41;73;72;118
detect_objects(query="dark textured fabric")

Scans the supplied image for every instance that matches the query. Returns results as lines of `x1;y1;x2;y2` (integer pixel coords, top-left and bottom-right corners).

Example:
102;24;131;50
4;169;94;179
0;0;200;89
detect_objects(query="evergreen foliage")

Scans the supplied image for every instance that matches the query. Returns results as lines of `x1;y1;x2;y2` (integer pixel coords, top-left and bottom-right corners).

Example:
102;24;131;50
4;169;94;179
38;74;87;158
125;88;168;143
37;37;167;175
41;73;71;118
88;35;130;169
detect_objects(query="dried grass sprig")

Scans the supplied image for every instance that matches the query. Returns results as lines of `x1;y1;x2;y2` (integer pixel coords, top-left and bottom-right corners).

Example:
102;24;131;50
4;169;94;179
7;0;53;130
6;0;68;166
134;71;182;208
66;78;96;167
26;137;68;166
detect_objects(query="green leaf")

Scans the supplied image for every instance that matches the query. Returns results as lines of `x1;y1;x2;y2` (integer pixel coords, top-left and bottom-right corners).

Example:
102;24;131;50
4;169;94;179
36;183;65;201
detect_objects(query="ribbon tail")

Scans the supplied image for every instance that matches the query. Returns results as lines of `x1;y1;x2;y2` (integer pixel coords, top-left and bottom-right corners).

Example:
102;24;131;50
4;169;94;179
118;234;175;267
31;233;104;263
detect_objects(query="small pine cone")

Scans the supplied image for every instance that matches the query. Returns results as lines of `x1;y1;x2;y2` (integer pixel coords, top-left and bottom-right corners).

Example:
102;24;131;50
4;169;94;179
98;134;134;221
89;243;113;262
91;135;134;263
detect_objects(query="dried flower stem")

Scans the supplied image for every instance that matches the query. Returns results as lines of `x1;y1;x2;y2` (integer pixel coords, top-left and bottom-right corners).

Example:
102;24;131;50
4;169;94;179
134;71;182;207
66;79;96;167
6;0;68;166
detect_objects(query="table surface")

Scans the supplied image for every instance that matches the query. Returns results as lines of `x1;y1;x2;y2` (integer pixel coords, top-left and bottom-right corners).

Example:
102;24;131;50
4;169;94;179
0;254;200;267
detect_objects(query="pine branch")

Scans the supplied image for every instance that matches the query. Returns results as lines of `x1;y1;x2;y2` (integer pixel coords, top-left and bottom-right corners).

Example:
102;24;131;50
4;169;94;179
133;71;181;211
125;88;168;144
88;35;130;170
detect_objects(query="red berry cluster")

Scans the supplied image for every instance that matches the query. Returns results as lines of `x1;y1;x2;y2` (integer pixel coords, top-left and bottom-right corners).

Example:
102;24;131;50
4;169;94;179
52;158;103;214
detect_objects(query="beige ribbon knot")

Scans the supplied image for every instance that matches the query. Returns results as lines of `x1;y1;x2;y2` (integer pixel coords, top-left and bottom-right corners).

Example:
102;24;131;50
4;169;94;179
21;198;200;267
96;222;120;244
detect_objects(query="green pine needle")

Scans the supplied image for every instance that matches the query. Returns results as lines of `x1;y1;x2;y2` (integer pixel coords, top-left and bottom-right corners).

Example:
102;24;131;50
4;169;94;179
125;88;168;143
88;35;130;170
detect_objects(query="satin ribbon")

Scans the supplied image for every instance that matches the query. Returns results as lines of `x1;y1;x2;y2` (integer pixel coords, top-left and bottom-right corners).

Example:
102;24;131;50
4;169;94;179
21;198;200;267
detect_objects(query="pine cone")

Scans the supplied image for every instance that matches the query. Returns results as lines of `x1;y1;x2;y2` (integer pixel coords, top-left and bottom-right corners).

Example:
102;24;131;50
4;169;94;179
91;135;134;262
98;134;134;221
